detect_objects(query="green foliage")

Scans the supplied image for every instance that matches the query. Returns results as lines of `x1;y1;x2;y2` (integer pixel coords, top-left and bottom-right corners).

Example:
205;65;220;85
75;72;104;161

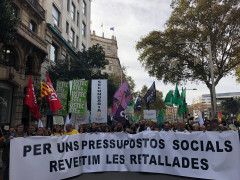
221;98;239;116
136;0;240;89
48;44;118;109
0;0;19;45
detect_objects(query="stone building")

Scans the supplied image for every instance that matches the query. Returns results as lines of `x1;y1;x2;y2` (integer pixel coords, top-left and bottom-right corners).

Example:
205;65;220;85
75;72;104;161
0;0;48;127
90;31;122;79
42;0;91;81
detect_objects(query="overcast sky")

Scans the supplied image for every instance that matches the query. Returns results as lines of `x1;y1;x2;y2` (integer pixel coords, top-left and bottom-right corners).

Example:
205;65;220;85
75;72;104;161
91;0;240;104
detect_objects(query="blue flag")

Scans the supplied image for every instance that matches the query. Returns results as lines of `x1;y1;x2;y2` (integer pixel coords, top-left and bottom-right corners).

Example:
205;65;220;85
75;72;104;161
110;27;114;31
135;95;143;111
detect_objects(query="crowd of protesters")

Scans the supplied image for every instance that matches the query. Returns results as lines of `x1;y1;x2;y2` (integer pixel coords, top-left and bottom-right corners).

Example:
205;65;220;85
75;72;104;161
0;117;239;180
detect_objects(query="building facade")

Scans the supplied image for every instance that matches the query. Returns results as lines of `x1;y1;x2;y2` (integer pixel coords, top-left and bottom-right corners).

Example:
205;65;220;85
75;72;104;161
42;0;91;82
192;92;240;118
0;0;48;127
90;31;122;78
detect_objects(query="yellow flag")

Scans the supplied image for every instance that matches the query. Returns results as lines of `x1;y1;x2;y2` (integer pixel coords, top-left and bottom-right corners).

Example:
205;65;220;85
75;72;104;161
90;20;92;24
39;82;52;99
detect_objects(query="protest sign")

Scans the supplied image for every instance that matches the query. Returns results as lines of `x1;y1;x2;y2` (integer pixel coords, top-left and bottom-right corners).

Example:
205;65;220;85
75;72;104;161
143;110;156;119
55;81;69;116
10;131;240;180
68;79;88;114
91;80;107;123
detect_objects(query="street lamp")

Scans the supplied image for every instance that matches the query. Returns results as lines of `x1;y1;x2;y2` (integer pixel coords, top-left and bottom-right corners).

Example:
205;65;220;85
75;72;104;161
176;35;217;119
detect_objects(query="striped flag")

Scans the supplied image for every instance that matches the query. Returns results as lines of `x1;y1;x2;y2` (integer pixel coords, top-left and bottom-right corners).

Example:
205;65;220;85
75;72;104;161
39;82;52;99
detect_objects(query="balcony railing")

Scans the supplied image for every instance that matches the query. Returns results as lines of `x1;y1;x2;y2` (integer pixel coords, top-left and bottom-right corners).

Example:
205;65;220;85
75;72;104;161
25;0;45;20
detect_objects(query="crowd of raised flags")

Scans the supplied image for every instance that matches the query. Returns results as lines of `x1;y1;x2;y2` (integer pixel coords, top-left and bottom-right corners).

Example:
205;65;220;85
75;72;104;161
23;74;193;129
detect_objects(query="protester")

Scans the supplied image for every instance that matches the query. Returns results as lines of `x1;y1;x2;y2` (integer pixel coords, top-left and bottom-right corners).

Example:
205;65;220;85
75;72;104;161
36;127;44;136
26;125;36;136
52;125;63;136
64;124;79;135
88;123;101;133
0;127;15;180
162;122;171;131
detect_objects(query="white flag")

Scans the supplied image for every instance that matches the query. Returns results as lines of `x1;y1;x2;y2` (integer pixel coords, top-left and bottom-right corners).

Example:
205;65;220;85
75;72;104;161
64;114;72;131
38;119;43;128
198;110;204;125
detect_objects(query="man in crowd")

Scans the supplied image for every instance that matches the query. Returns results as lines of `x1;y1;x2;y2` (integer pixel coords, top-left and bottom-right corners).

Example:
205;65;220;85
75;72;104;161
162;122;171;131
88;123;101;133
64;124;79;135
26;125;36;136
36;127;44;136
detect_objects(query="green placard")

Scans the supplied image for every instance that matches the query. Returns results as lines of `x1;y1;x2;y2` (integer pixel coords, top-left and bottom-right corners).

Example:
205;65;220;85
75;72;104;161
68;79;88;114
55;81;69;116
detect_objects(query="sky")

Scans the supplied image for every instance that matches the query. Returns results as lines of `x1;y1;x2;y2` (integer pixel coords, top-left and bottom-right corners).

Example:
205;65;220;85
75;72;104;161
91;0;240;105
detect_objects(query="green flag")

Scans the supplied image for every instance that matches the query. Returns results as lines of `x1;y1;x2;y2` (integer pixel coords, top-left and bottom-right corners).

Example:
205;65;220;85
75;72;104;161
173;84;183;106
177;88;187;116
161;109;166;121
127;99;135;106
164;90;173;106
158;110;163;129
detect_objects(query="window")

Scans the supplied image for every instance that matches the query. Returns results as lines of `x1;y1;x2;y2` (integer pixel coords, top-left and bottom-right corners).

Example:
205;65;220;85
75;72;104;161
77;11;79;27
67;0;70;12
30;20;37;33
70;29;75;44
81;43;85;52
108;66;112;71
82;22;86;37
76;35;79;48
107;46;111;51
50;44;58;62
83;1;86;15
71;3;75;21
52;5;60;27
66;21;69;34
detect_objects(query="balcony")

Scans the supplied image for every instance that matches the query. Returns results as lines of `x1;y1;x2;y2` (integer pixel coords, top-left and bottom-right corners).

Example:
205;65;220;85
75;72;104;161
24;0;45;20
18;22;48;54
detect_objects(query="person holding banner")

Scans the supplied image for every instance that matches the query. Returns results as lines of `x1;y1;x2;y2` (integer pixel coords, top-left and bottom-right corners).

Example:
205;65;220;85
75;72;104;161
26;125;36;136
64;124;79;135
88;123;101;133
52;125;63;136
36;127;44;136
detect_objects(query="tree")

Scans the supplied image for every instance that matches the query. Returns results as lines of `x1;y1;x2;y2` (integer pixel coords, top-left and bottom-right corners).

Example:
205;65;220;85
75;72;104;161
136;0;240;118
48;44;118;109
0;0;19;45
108;66;136;98
221;98;239;116
188;103;207;116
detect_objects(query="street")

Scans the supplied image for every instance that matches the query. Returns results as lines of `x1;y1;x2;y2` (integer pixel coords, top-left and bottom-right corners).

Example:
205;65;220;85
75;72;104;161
68;172;206;180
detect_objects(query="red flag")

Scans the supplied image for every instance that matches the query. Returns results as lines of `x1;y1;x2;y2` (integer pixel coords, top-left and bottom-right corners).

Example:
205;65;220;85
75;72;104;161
46;74;62;114
24;75;41;119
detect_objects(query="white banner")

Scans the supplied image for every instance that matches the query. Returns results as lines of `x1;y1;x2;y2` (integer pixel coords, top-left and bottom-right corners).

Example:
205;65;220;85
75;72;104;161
91;79;107;123
144;110;156;119
10;131;240;180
